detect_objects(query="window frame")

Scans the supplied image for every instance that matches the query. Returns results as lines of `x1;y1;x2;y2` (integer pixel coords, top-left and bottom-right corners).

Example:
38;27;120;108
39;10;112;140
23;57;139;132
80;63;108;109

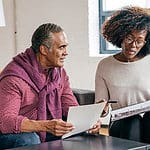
99;0;121;54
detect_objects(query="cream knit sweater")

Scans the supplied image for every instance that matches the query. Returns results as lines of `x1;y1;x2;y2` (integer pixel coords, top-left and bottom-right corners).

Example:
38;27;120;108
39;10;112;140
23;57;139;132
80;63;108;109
95;55;150;110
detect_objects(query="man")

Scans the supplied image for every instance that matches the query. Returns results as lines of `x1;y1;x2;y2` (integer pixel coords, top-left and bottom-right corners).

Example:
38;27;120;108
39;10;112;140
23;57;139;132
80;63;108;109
0;23;100;149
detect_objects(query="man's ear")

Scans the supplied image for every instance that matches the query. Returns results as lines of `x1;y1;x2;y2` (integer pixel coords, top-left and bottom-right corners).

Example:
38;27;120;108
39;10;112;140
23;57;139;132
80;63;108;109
39;45;48;56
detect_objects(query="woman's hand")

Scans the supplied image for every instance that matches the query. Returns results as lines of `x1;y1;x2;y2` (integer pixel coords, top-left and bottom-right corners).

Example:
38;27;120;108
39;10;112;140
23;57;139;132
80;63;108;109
96;99;110;117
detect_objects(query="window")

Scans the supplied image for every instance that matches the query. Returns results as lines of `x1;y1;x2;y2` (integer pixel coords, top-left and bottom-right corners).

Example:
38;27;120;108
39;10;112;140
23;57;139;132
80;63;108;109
99;0;150;54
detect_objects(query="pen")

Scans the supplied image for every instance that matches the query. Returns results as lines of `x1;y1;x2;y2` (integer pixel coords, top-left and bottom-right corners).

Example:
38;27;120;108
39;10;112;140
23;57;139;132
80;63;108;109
96;100;118;104
107;100;118;103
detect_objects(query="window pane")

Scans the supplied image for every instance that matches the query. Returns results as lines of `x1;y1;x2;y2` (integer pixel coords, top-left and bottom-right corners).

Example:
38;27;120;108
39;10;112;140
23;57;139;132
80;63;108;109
103;0;148;11
106;42;121;51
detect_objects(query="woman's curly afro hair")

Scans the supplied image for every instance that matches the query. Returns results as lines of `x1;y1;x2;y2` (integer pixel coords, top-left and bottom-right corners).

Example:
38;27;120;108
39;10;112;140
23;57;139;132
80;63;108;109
102;6;150;56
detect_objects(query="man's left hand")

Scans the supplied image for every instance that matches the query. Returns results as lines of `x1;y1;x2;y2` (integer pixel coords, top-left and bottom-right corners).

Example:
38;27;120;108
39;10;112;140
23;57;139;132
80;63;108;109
87;120;101;134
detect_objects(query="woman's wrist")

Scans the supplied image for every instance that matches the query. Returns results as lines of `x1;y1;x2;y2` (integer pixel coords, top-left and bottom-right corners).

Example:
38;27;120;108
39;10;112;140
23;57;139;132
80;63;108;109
101;105;110;117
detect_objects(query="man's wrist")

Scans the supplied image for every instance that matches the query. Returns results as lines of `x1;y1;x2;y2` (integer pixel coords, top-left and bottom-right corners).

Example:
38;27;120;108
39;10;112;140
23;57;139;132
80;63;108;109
21;118;48;132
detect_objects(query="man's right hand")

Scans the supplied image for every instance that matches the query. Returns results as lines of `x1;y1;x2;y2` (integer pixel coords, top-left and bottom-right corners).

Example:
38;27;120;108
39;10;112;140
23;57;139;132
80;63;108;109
21;118;74;137
45;119;74;136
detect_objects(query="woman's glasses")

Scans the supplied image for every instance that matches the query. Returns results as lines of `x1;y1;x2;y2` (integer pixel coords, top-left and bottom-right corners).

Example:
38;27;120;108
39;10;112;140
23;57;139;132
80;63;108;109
125;36;146;47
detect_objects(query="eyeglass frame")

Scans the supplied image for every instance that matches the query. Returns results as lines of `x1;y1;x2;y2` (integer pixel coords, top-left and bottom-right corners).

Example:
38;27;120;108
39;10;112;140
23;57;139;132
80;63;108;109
124;36;146;47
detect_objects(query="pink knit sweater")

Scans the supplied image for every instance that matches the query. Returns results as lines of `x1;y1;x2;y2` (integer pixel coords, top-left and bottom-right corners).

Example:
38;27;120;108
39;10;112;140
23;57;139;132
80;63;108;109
0;73;78;134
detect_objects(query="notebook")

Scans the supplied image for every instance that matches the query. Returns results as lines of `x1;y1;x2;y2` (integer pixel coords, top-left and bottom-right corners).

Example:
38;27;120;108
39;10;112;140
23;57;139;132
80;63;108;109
111;100;150;121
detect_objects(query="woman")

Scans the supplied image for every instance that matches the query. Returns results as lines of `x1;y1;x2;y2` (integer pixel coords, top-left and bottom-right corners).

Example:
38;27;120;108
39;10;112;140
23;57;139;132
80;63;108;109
95;6;150;143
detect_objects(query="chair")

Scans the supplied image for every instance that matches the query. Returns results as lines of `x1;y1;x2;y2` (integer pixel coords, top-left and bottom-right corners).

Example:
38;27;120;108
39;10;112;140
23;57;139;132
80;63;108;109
72;88;95;105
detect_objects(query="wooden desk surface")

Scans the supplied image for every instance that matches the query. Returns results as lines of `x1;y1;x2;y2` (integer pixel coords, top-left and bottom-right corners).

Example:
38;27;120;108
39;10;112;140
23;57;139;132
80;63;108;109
99;126;109;136
8;134;149;150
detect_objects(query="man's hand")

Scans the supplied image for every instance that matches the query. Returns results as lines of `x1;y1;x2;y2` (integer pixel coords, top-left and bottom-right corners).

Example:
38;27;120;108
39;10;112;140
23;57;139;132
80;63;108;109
21;118;74;136
45;119;74;136
87;120;101;134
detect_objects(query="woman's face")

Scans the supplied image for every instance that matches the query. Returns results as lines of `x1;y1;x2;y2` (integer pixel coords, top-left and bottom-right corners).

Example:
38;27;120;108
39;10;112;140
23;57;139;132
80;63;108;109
121;30;147;60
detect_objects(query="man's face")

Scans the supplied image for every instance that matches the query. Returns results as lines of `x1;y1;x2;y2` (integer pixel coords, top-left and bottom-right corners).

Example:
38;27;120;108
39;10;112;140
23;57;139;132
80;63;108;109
44;31;69;68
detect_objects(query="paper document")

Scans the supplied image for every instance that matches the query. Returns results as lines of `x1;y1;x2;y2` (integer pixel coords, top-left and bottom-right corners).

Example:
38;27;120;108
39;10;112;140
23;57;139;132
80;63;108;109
111;100;150;122
62;102;105;139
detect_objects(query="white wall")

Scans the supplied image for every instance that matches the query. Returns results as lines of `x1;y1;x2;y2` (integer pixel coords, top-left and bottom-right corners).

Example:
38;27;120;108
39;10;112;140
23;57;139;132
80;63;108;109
0;0;103;90
0;0;16;69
